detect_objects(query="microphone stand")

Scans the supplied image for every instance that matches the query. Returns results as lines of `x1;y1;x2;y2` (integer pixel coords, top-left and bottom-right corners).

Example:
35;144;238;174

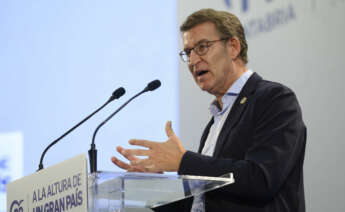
89;80;161;173
37;87;125;171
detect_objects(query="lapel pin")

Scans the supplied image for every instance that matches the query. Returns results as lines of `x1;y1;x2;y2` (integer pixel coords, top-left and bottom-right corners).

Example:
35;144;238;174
240;97;247;104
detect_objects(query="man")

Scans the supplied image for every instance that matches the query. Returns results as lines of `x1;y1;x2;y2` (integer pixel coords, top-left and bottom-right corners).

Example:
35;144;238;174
111;8;306;212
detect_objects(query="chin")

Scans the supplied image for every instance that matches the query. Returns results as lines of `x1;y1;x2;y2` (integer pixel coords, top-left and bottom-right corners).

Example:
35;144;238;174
198;84;212;93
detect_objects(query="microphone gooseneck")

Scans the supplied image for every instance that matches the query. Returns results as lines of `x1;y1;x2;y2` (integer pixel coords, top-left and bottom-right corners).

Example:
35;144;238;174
37;87;126;171
89;79;161;173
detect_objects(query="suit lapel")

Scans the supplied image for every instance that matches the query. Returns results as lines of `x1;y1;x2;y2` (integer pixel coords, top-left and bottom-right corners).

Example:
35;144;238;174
198;118;214;153
212;72;262;157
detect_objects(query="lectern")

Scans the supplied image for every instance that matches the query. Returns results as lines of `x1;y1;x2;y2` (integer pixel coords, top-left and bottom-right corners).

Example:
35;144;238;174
7;155;234;212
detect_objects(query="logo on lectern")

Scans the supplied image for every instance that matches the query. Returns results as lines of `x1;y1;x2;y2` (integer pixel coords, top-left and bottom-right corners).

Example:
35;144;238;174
9;200;24;212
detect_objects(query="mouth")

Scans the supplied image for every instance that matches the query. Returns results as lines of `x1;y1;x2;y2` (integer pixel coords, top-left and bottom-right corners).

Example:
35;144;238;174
196;70;209;77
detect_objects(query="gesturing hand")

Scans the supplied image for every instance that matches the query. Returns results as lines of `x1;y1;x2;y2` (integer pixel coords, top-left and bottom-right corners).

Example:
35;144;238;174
111;121;186;173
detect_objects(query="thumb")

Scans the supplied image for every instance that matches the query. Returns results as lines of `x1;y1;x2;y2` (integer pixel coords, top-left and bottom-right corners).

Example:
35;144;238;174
165;121;175;138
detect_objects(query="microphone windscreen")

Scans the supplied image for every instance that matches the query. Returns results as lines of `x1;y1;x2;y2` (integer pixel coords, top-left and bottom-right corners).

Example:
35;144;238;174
112;87;126;99
147;80;161;91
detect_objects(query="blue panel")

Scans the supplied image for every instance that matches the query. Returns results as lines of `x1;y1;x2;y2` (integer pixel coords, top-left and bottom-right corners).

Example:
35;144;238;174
242;0;249;12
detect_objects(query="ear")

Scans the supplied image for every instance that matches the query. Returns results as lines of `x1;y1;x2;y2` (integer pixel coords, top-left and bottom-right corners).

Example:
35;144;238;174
227;37;241;60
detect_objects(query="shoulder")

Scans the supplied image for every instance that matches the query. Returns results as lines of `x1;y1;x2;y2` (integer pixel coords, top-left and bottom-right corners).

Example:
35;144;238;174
247;75;298;111
244;72;295;100
248;75;303;120
256;79;295;100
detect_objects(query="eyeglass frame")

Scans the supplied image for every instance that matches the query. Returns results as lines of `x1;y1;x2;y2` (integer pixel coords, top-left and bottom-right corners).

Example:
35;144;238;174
179;37;230;63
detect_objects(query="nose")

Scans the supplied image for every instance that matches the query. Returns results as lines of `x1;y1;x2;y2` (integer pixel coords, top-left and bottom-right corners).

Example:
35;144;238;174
188;49;202;66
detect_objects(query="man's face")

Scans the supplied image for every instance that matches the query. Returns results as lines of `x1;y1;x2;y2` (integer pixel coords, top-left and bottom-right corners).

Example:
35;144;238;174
183;22;235;96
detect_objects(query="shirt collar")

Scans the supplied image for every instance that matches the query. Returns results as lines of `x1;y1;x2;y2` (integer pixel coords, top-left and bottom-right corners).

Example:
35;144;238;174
209;70;253;116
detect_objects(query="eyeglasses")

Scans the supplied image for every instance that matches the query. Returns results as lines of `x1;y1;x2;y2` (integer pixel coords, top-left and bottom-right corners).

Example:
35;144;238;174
179;38;229;62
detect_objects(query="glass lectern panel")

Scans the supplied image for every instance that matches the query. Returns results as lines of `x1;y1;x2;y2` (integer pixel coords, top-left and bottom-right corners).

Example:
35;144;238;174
88;171;234;212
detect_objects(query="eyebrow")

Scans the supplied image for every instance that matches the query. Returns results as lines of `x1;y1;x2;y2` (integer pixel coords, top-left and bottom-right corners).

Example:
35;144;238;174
183;39;209;51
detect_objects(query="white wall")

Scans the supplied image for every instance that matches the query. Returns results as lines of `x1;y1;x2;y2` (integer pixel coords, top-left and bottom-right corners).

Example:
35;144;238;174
178;0;345;211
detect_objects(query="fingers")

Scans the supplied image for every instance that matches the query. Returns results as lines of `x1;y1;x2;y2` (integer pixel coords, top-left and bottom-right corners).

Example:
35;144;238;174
130;161;160;173
127;166;150;172
111;156;131;170
129;139;155;148
111;156;147;172
130;158;152;166
117;146;136;161
117;146;151;157
113;146;153;172
112;155;160;173
124;149;151;157
165;121;175;137
127;167;143;172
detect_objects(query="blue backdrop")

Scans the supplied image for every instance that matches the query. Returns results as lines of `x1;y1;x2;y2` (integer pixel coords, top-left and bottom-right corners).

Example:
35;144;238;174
0;0;178;199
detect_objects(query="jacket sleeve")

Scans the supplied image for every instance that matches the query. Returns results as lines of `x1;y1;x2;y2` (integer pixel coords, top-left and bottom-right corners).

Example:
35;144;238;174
177;84;306;202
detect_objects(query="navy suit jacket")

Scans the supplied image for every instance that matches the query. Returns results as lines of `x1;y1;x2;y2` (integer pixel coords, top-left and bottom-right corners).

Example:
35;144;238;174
153;73;306;212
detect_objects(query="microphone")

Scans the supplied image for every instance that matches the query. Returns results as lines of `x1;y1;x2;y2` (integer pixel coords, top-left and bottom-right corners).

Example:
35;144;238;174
109;87;126;101
89;79;161;173
143;79;161;92
37;87;126;171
